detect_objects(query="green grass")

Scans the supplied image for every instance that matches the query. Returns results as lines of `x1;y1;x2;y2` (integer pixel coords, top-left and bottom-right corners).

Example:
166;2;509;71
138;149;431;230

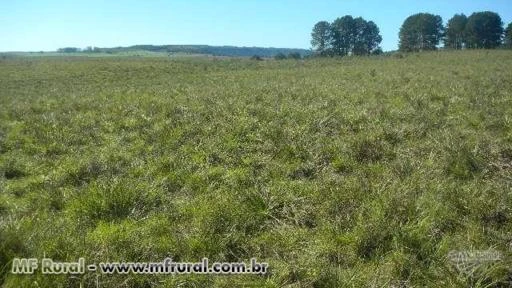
0;51;511;287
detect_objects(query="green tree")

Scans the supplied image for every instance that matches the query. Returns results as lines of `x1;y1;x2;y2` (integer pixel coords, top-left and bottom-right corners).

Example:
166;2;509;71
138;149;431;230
505;23;512;48
353;19;382;55
445;14;467;49
328;16;382;56
372;47;383;55
330;16;355;56
399;13;444;52
311;21;331;55
465;11;503;49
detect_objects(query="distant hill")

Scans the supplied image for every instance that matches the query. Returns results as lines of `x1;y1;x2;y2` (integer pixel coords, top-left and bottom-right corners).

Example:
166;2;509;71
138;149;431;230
59;45;312;58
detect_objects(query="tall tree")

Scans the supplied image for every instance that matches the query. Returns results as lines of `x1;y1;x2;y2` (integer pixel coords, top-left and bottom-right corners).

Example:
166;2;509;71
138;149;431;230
352;17;368;55
311;21;331;55
327;16;382;56
361;20;383;55
330;16;355;56
465;11;503;49
505;23;512;48
445;14;467;49
399;13;444;52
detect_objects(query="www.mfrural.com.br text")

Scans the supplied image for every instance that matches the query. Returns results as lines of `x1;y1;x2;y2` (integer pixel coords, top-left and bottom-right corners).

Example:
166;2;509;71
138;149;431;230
11;257;268;275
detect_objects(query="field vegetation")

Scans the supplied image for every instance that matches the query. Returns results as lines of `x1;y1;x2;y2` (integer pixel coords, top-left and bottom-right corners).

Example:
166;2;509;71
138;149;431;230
0;51;511;287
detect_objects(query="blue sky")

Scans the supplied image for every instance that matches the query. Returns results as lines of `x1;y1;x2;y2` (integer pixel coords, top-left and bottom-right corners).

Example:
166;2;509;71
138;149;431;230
1;0;511;52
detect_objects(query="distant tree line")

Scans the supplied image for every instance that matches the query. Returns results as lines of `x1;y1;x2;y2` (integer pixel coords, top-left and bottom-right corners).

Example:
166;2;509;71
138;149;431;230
274;52;302;60
57;47;101;53
56;45;311;58
311;16;383;56
311;11;512;55
57;47;81;53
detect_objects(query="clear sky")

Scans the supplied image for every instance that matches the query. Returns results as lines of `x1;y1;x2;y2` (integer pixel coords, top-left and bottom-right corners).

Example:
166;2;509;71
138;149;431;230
1;0;511;52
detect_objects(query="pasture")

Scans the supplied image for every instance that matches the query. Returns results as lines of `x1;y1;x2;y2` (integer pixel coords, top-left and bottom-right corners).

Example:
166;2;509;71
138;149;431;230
0;51;511;287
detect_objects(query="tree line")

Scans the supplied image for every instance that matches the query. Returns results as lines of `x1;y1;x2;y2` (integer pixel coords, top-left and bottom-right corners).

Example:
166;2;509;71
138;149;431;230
56;45;311;58
311;16;383;56
312;11;512;55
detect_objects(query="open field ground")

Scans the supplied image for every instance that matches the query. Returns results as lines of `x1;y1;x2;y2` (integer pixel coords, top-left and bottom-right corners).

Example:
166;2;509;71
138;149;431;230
1;51;512;287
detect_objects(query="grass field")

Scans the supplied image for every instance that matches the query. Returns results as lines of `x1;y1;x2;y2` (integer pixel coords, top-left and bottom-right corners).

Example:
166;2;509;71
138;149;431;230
0;51;511;287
